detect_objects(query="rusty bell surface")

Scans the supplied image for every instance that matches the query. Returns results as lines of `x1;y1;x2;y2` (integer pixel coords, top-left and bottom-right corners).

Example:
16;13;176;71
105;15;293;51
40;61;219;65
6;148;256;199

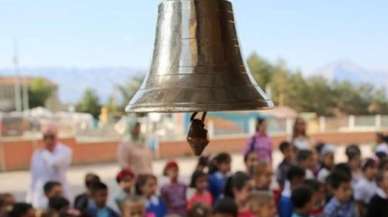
126;0;273;113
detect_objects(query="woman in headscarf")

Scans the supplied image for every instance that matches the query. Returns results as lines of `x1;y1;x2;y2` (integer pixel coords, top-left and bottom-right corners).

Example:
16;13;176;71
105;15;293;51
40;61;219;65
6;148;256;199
117;116;153;175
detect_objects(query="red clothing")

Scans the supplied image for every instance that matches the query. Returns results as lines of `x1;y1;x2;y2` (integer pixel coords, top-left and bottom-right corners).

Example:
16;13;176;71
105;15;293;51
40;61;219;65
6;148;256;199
238;210;254;217
310;207;324;217
187;191;213;209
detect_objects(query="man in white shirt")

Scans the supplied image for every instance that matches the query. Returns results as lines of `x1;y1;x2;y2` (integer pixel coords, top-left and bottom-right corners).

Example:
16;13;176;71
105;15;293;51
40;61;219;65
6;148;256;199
26;124;72;209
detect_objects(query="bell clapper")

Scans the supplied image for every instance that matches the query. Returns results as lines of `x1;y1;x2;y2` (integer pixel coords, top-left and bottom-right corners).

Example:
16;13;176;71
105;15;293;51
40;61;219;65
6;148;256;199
186;112;209;156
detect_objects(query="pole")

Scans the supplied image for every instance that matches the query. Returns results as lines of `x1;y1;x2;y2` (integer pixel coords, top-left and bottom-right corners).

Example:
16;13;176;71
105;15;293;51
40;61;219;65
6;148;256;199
14;39;29;112
13;39;22;112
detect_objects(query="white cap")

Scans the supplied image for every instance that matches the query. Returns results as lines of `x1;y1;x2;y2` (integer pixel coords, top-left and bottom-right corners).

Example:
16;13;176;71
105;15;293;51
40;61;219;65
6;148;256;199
321;144;335;156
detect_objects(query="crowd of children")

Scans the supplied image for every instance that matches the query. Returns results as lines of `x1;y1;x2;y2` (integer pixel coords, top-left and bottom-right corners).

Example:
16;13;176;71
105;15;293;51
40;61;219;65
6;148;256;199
1;129;388;217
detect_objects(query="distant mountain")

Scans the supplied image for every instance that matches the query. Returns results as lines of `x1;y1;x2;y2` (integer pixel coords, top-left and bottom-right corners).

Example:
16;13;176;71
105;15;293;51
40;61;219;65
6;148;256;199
0;67;144;103
313;61;388;89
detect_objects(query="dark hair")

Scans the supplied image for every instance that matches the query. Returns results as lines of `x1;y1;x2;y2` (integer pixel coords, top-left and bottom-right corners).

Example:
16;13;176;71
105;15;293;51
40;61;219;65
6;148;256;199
44;181;61;195
209;152;231;174
8;203;33;217
376;152;387;160
224;172;251;198
213;197;238;217
48;196;70;211
345;145;361;160
255;117;266;131
196;156;210;169
279;141;292;153
332;163;352;177
286;165;306;181
291;186;313;209
244;150;256;163
362;158;377;171
85;173;100;188
304;179;322;192
190;170;207;188
90;182;108;194
135;174;157;195
297;150;313;162
315;142;326;155
327;171;351;189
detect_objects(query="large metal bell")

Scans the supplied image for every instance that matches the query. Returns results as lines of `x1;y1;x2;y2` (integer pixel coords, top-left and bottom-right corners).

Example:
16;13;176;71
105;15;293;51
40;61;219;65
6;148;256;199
126;0;273;113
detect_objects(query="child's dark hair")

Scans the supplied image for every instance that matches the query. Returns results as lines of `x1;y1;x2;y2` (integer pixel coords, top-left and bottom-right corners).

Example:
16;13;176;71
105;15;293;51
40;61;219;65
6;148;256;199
90;182;108;194
362;158;377;171
48;196;70;211
135;174;157;195
304;179;322;192
244;150;256;163
314;142;326;155
43;181;61;195
345;144;361;160
196;155;210;170
291;186;314;209
327;171;351;189
279;141;292;153
286;165;306;181
224;171;251;198
332;163;352;177
376;152;387;160
190;170;207;188
209;152;231;174
256;117;266;131
213;197;238;217
8;203;33;217
297;150;313;162
85;173;100;188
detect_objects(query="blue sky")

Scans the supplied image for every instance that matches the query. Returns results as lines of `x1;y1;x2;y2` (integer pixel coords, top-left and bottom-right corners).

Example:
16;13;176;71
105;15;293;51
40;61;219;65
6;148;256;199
0;0;387;73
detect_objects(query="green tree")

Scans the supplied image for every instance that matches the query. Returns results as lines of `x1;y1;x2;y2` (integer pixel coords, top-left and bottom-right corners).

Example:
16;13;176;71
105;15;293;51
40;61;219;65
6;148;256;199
247;53;273;88
28;78;55;108
76;88;101;118
303;76;334;115
245;52;388;116
116;75;144;110
331;81;368;115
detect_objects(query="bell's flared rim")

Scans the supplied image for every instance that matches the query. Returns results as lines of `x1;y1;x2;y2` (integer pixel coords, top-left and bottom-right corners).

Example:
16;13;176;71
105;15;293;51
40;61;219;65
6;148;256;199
126;99;274;113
